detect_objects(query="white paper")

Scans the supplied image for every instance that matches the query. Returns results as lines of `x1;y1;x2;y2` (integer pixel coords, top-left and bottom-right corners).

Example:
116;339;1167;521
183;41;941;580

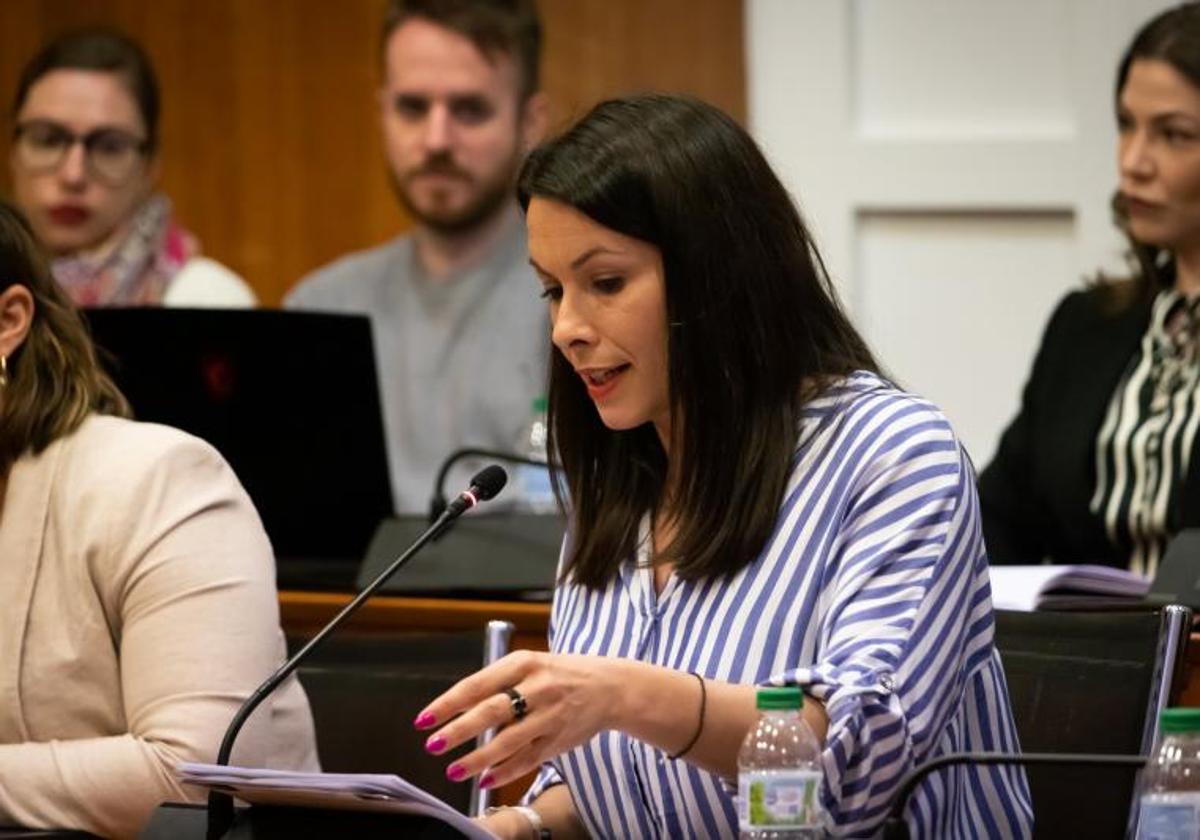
989;565;1150;611
177;763;497;839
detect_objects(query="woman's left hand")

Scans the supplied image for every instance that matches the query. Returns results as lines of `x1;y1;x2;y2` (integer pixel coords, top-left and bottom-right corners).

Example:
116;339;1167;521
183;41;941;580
413;650;624;790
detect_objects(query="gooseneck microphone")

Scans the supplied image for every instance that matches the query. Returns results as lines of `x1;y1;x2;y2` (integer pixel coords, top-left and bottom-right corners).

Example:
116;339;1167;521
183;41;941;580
206;465;508;839
880;751;1147;839
428;447;549;522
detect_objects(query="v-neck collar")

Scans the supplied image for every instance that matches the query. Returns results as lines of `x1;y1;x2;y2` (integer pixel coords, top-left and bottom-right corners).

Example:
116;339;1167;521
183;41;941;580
625;514;679;613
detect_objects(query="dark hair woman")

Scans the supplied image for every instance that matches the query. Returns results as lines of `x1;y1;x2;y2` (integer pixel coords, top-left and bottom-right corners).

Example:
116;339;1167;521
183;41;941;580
9;29;254;307
981;2;1200;576
413;94;1032;839
0;201;316;838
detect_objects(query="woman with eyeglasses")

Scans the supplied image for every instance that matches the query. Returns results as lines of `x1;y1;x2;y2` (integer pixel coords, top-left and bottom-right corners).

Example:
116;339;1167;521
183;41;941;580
9;29;255;307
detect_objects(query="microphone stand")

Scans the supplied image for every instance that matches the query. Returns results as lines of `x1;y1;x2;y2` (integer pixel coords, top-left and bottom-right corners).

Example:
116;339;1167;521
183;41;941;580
428;448;550;523
206;490;490;839
880;751;1148;839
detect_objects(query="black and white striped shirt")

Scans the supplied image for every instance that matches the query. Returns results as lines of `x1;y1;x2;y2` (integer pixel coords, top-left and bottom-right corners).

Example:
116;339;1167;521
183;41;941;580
1091;290;1200;576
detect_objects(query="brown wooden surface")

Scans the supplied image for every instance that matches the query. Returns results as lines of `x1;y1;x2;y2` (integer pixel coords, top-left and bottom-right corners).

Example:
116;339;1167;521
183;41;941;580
1180;632;1200;707
279;589;550;651
0;0;745;305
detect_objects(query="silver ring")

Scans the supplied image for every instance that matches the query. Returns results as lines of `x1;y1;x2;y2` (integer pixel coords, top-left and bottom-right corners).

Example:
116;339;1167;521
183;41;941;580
503;686;528;721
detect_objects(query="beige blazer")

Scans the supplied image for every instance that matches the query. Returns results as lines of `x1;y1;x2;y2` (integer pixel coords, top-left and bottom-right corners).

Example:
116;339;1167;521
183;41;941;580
0;415;319;838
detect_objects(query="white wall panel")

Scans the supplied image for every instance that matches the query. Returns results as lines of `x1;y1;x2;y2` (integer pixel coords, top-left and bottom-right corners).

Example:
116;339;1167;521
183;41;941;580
747;0;1176;466
857;212;1077;465
853;0;1074;140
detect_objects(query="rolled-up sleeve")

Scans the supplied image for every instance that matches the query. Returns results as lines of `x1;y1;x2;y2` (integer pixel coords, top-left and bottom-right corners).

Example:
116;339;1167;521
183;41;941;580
771;421;995;835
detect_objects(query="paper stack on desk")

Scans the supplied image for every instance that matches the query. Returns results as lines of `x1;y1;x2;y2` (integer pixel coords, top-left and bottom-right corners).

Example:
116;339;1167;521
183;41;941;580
988;564;1151;611
177;763;496;839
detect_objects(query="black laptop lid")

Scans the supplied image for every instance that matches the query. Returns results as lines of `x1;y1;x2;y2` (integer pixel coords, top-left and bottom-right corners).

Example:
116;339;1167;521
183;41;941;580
85;307;393;589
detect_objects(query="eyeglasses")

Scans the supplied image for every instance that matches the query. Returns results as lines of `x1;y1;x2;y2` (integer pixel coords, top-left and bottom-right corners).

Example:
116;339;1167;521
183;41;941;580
12;120;149;185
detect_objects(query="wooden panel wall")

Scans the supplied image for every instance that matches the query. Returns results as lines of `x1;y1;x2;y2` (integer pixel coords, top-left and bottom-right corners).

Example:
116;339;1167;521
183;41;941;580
0;0;745;305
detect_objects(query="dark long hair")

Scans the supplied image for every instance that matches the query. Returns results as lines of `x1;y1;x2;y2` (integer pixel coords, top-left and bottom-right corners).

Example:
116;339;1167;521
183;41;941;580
517;94;879;589
0;201;129;474
1108;2;1200;306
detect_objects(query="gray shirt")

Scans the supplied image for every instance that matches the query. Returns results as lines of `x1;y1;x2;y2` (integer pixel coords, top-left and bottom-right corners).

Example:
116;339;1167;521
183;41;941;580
285;213;548;513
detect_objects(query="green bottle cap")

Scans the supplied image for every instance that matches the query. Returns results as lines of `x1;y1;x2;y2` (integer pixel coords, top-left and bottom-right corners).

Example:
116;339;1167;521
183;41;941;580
756;687;804;711
1160;708;1200;733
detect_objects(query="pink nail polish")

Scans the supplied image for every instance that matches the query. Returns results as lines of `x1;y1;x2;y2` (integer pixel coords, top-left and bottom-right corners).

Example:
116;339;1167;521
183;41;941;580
446;763;467;782
413;711;436;729
479;774;495;790
425;735;447;754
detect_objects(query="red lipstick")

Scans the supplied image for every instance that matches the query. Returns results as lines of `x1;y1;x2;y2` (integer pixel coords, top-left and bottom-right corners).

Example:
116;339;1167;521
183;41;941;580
48;205;90;226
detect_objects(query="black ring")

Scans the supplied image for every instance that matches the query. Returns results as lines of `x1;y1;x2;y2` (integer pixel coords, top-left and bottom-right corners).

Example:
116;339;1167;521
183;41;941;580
503;686;528;721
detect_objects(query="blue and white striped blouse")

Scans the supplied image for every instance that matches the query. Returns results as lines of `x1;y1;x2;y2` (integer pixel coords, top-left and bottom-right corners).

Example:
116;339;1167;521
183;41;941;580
525;372;1033;838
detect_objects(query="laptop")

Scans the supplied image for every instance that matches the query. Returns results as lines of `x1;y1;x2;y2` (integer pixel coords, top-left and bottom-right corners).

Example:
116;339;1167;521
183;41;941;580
85;307;394;591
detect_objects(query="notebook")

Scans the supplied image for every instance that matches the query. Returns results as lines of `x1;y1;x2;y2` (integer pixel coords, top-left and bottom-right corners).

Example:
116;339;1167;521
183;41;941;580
990;529;1200;612
989;565;1151;611
84;307;394;590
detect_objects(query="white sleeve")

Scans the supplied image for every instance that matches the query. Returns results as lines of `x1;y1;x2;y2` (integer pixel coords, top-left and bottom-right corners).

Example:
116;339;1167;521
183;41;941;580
163;257;258;308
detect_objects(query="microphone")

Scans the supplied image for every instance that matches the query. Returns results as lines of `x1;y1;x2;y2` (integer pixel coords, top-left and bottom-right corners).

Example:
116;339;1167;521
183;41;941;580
880;751;1147;839
428;447;549;522
442;463;507;517
205;465;508;839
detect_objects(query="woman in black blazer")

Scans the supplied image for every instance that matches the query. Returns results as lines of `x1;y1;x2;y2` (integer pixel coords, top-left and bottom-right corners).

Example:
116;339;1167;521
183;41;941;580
981;3;1200;575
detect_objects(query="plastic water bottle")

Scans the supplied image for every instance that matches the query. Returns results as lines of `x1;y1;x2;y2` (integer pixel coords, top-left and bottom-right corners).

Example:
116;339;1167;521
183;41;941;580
1137;707;1200;839
512;396;557;514
738;686;825;838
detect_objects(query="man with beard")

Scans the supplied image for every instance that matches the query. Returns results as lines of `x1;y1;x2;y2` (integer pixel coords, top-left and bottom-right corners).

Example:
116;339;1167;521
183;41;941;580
286;0;548;513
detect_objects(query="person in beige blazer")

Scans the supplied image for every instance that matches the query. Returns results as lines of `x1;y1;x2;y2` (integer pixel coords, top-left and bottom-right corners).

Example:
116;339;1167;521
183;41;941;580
0;201;319;838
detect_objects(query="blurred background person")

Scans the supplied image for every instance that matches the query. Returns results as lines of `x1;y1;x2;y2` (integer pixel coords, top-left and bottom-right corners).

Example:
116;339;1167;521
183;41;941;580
9;28;255;307
286;0;548;513
0;201;313;838
981;2;1200;575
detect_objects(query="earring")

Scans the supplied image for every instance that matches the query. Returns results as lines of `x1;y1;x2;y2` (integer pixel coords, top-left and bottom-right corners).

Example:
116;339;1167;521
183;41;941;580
0;354;7;388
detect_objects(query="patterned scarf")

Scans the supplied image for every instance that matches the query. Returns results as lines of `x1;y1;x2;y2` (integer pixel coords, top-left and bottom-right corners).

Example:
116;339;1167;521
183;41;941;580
51;194;198;306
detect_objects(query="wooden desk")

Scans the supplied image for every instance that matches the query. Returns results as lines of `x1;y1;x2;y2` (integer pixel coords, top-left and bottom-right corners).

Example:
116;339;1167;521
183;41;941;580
285;593;1200;712
279;590;551;651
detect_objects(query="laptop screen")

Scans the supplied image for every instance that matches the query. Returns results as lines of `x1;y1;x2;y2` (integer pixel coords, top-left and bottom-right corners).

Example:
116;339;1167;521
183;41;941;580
85;307;394;589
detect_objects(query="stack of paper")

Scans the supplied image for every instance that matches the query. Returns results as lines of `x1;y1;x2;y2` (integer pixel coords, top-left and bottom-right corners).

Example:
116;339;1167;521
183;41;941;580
177;763;496;839
989;565;1151;612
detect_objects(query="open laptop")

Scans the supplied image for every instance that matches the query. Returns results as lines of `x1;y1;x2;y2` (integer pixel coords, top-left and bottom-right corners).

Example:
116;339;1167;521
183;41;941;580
85;307;394;591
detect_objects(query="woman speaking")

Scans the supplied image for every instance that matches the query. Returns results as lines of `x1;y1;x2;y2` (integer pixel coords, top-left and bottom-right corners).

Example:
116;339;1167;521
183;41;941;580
414;94;1032;839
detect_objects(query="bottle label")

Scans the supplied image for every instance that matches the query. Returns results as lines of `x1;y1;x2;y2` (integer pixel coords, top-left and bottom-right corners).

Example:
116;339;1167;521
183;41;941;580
1138;792;1200;839
738;770;823;829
